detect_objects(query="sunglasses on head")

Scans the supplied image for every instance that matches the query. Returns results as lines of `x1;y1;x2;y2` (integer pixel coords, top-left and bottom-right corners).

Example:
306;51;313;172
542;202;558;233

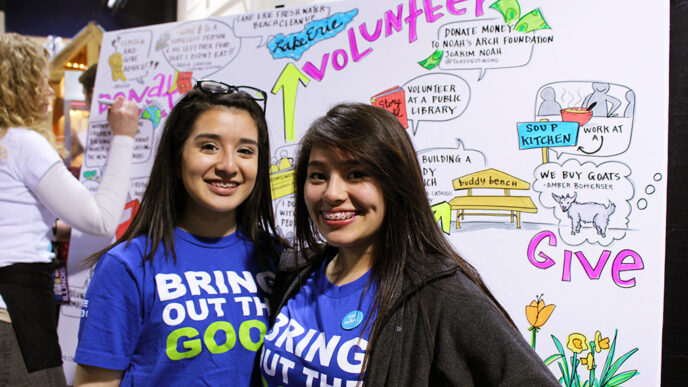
194;80;267;112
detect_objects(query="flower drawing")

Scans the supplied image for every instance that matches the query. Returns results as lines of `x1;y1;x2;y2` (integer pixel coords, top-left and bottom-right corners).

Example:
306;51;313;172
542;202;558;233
545;329;639;387
526;296;555;328
580;351;595;371
594;330;610;353
566;332;589;353
525;294;555;349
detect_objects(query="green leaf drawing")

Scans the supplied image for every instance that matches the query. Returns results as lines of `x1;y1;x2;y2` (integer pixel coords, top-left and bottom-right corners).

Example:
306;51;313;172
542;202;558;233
606;370;638;386
544;353;563;366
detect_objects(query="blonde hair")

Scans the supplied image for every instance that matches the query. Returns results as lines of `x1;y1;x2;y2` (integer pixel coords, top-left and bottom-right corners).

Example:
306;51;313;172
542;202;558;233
0;33;64;156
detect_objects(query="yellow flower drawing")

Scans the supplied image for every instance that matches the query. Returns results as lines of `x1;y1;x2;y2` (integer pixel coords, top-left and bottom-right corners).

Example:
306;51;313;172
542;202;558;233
566;333;589;353
580;352;595;370
525;297;555;328
594;331;610;352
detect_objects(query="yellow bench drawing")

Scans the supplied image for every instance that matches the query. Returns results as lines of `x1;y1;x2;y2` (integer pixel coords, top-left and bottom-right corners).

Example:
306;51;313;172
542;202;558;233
449;168;538;229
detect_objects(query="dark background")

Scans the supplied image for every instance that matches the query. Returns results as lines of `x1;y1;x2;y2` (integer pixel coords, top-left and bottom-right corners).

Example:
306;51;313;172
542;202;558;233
2;0;686;383
663;0;688;384
1;0;177;36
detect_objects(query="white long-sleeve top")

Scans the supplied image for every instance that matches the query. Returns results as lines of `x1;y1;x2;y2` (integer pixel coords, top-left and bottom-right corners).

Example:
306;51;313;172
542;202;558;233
0;128;134;268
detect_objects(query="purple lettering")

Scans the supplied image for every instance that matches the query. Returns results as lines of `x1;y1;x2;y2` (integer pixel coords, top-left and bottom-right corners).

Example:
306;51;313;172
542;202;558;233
424;0;444;22
128;87;148;104
562;250;572;281
527;230;556;269
405;0;424;43
332;49;348;70
359;20;383;41
475;0;485;17
147;73;166;97
612;250;644;288
446;0;467;15
301;54;329;82
348;28;373;62
575;250;612;280
384;5;404;37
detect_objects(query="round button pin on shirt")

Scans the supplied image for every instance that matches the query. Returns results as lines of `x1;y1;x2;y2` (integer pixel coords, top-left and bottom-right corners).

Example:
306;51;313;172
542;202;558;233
341;310;364;330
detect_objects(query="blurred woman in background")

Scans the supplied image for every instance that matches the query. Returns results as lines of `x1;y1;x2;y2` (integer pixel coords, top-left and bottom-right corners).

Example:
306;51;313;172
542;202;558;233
0;32;138;386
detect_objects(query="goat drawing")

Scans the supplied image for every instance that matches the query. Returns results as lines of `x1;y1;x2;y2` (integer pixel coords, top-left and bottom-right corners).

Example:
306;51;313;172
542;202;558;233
552;193;616;237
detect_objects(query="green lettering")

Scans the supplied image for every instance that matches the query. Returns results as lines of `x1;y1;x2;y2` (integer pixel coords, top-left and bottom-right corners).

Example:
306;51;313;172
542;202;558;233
239;319;267;352
204;321;236;354
166;327;201;360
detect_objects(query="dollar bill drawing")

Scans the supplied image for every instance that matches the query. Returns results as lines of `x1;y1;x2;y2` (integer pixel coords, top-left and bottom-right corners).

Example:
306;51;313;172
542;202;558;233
418;49;444;70
490;0;521;24
514;9;551;33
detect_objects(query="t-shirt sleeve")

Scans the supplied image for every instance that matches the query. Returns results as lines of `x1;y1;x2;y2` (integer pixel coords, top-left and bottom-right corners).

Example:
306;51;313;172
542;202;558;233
74;253;143;370
16;130;62;190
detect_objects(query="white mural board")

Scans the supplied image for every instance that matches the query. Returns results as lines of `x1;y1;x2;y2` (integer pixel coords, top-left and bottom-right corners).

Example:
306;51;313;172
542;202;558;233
58;0;669;385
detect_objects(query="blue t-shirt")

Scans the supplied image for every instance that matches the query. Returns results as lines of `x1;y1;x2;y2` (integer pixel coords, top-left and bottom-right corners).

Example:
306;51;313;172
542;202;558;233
260;258;376;387
75;228;275;386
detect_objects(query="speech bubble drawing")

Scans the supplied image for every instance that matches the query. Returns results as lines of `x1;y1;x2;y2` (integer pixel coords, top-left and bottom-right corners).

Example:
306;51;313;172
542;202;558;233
534;81;635;158
161;19;240;78
234;5;331;48
112;31;153;84
436;19;545;80
274;197;296;241
128;177;149;202
131;118;155;164
84;119;151;168
416;139;487;204
533;159;633;246
402;73;471;135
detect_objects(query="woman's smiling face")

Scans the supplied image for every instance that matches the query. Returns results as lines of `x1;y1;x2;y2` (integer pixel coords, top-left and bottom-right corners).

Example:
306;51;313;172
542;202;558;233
179;107;258;229
304;145;385;255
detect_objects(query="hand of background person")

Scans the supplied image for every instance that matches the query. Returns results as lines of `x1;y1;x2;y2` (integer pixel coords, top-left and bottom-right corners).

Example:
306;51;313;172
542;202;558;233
107;97;139;138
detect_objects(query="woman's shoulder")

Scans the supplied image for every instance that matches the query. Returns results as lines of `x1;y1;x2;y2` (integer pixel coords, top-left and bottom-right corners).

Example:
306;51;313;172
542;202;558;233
99;234;151;267
407;258;491;304
4;127;49;146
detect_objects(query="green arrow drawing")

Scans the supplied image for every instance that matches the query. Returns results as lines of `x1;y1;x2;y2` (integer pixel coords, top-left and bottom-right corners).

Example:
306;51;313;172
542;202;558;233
271;63;310;142
431;201;451;235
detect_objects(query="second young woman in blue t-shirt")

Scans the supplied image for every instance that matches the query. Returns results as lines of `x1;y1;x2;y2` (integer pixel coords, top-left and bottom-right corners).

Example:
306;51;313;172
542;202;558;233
260;103;559;386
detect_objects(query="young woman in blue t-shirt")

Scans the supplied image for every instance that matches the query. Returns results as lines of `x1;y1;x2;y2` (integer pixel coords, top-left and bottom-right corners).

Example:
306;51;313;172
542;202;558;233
260;103;559;386
74;83;285;386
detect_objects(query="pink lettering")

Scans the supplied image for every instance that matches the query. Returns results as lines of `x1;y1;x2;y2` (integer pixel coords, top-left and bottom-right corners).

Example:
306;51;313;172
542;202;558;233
348;28;373;62
301;54;329;81
405;0;424;43
359;20;382;41
446;0;467;15
384;5;404;37
128;88;147;104
332;49;348;70
424;0;444;22
562;250;572;281
475;0;486;17
611;250;644;288
575;250;612;280
526;231;644;287
527;230;556;269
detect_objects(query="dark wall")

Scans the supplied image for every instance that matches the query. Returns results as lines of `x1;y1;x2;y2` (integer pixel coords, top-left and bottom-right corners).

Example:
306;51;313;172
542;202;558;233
663;0;688;384
2;0;176;37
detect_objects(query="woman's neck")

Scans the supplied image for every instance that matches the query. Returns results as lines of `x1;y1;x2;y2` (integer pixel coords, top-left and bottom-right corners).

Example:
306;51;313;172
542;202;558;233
178;209;237;238
326;245;377;286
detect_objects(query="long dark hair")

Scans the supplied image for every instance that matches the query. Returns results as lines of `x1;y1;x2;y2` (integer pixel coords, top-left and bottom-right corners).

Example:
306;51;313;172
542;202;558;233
293;103;515;372
89;88;284;265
